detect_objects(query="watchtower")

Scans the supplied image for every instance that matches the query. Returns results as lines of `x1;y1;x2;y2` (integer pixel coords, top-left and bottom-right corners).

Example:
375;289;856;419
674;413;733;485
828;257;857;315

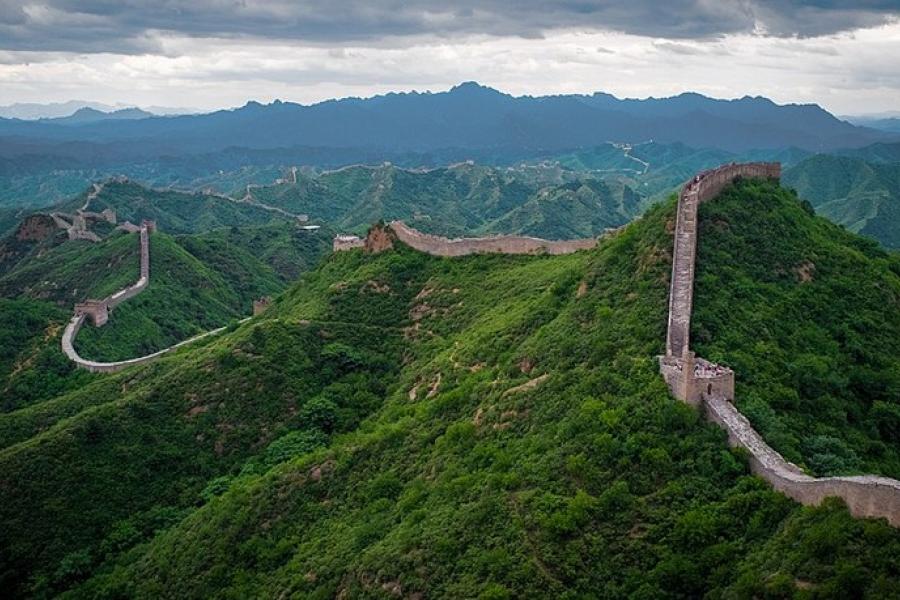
74;299;109;327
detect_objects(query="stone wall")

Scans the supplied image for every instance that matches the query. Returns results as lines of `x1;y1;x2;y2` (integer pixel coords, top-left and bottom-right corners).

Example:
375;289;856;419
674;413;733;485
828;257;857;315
660;161;900;527
62;221;153;372
388;221;597;257
659;353;734;407
62;313;232;374
333;234;364;251
62;220;244;373
74;299;109;327
666;162;781;358
706;396;900;526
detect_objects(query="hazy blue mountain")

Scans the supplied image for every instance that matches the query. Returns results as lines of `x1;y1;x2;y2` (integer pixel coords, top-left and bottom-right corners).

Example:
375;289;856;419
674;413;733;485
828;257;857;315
0;101;122;120
0;83;892;168
45;107;154;125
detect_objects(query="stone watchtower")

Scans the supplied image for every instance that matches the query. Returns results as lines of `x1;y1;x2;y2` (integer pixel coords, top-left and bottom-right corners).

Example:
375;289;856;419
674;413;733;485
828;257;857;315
657;163;781;405
74;299;109;327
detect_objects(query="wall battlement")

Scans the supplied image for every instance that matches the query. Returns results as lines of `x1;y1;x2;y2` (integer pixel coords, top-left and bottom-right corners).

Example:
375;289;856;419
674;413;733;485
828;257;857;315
387;221;597;257
660;161;900;526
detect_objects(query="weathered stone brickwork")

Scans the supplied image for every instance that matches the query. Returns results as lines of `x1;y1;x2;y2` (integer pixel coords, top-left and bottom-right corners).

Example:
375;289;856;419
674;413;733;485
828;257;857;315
660;161;900;527
74;299;109;327
253;296;272;315
333;234;364;251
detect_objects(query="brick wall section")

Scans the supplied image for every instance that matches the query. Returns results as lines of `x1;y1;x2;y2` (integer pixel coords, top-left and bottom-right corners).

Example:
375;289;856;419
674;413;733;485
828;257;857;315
61;221;154;372
706;396;900;526
660;161;900;527
388;221;597;256
666;162;781;357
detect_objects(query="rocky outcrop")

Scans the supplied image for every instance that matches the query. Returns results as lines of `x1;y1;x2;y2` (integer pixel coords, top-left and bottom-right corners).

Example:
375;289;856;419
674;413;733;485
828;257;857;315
15;214;57;242
364;223;395;253
660;162;900;527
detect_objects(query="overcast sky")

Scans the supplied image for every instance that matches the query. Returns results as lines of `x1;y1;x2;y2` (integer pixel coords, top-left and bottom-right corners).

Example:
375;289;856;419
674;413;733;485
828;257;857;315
0;1;898;115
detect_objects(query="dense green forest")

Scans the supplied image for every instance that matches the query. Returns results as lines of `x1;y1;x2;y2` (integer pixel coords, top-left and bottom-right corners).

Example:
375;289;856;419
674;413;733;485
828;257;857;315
693;179;900;478
0;218;333;408
784;155;900;249
1;180;898;598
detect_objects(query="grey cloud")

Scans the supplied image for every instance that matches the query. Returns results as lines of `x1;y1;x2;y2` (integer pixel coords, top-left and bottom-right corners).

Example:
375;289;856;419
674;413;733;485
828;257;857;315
0;1;897;53
653;41;707;55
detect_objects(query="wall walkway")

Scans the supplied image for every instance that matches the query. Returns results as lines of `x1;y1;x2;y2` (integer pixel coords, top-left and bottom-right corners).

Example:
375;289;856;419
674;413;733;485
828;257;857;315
387;221;597;256
660;162;900;526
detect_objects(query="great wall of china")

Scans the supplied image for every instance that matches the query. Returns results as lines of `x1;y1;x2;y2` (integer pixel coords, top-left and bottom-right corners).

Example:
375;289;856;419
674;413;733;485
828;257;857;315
333;221;598;255
60;220;242;373
57;166;900;524
657;162;900;526
332;162;900;526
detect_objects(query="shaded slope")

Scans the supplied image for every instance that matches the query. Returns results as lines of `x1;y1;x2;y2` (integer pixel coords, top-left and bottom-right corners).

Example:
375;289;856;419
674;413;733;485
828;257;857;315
783;155;900;248
174;221;336;282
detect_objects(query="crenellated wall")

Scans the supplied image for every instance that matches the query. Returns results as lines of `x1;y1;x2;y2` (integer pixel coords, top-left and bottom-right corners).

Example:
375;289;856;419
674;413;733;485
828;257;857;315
660;161;900;527
387;221;597;256
706;397;900;526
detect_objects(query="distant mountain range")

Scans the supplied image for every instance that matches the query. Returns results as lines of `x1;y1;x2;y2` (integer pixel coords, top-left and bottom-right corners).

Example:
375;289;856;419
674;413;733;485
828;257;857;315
0;83;895;170
0;101;195;120
42;107;155;125
847;117;900;133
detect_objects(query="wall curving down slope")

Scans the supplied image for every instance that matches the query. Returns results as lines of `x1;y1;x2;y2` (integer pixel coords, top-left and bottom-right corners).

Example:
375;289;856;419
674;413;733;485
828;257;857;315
60;221;238;373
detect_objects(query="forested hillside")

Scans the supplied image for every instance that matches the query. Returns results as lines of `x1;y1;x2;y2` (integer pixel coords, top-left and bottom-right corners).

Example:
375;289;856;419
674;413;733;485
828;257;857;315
784;155;900;248
0;219;332;409
55;180;295;234
246;162;638;238
1;180;898;598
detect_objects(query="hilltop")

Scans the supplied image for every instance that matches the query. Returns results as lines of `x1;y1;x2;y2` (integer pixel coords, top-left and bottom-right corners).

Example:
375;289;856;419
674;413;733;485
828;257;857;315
1;178;899;597
247;162;637;239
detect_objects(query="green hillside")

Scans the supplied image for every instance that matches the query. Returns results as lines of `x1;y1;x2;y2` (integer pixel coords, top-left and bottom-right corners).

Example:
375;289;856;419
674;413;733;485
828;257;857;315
175;222;335;281
1;180;899;598
693;180;900;478
0;221;332;408
247;163;637;239
552;142;812;208
0;298;94;412
784;155;900;248
56;180;294;234
72;233;283;362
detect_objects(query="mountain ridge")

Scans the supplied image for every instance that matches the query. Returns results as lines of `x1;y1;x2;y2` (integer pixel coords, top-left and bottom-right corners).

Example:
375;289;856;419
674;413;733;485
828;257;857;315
0;83;892;161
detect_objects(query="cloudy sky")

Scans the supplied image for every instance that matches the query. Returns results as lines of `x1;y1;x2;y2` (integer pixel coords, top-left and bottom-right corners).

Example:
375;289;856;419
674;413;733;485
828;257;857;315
1;1;899;115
